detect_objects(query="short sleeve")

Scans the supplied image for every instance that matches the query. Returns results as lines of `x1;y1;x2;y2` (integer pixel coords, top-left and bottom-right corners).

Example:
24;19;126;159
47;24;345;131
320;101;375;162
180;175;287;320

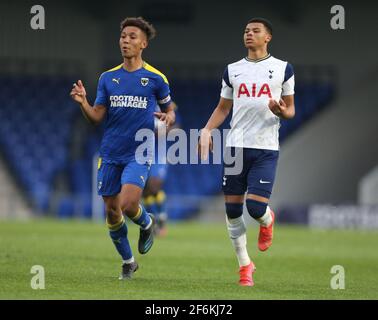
156;76;172;110
220;66;233;99
94;74;108;106
282;63;295;96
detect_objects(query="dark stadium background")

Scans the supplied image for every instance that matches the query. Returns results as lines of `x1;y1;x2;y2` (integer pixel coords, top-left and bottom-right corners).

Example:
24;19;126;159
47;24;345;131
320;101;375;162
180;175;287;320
0;0;377;226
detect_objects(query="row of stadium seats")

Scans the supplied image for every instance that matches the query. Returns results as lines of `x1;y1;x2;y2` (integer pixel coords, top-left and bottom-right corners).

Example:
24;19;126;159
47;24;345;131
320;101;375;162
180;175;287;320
0;75;78;211
0;74;334;219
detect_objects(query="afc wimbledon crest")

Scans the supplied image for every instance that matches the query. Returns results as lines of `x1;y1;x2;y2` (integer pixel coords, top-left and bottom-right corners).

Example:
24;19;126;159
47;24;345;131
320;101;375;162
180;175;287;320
141;77;149;86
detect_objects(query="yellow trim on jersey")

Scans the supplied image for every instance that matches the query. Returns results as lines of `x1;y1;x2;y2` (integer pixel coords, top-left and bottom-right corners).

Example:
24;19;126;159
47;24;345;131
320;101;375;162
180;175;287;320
143;62;169;84
97;157;102;170
105;63;123;72
99;64;123;79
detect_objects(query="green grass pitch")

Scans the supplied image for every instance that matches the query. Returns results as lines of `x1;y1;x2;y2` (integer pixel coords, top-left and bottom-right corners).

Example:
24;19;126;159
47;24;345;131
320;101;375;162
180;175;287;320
0;219;377;299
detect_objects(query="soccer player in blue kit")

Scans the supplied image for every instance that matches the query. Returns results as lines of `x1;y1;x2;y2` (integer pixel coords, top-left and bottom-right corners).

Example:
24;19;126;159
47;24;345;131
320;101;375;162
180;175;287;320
70;17;175;280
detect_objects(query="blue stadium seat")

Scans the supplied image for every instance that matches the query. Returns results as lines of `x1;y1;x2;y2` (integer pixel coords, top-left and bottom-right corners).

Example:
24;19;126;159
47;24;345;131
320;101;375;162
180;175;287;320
57;196;75;219
0;74;79;212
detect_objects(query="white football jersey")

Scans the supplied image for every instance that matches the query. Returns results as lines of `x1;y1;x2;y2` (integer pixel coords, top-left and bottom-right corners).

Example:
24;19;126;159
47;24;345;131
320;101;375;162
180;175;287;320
221;54;295;151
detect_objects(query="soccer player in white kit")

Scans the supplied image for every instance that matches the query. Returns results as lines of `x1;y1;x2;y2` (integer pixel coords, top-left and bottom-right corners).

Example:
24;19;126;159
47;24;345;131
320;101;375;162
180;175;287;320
199;18;295;286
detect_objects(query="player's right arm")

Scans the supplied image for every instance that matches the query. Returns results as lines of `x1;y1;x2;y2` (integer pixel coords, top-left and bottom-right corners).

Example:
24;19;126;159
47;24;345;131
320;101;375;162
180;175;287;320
199;97;233;160
203;97;233;131
199;65;234;160
70;80;106;125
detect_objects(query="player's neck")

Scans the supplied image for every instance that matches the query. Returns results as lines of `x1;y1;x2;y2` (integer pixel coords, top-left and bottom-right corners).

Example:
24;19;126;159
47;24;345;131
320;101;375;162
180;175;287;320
123;56;144;72
247;48;269;61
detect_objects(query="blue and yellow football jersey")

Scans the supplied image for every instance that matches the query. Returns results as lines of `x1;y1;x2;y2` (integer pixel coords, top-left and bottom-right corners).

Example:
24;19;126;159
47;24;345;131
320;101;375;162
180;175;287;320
94;62;172;163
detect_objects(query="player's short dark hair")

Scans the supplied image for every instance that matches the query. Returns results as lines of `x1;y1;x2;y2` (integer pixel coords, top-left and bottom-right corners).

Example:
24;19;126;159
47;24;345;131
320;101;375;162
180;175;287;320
247;17;273;35
120;17;156;41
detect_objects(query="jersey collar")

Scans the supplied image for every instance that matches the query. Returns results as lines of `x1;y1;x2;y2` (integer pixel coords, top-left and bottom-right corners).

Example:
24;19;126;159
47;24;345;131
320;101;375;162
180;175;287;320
244;54;271;63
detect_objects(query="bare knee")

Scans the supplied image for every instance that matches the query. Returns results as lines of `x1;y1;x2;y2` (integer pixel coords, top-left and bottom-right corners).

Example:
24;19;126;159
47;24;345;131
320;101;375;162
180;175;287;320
120;199;139;218
103;197;121;224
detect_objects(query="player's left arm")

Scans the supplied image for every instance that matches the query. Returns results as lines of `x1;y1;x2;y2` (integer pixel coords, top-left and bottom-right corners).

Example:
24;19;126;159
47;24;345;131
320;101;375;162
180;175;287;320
154;102;176;127
269;62;295;119
268;95;295;119
154;75;176;127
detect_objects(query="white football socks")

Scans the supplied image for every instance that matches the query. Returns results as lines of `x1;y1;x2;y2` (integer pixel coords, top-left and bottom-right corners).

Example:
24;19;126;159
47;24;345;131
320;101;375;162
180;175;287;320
226;216;251;267
257;206;273;227
123;256;135;264
231;233;251;267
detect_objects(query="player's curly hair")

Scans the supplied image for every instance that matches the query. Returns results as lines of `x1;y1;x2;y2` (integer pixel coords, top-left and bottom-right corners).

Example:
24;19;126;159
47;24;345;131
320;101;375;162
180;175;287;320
120;17;156;41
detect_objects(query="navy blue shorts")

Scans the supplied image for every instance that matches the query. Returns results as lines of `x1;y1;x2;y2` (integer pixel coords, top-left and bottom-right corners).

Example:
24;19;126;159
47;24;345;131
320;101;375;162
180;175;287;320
222;147;279;198
97;158;151;196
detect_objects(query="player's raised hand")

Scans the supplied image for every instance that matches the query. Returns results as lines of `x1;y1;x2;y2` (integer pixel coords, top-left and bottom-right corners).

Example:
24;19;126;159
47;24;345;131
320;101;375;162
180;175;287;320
70;80;87;104
154;111;175;128
268;98;287;117
198;128;213;161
